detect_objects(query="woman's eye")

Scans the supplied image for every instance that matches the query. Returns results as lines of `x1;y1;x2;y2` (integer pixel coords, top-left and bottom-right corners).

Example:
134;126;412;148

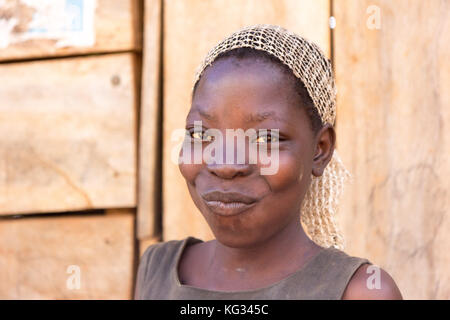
191;131;202;140
253;133;280;144
189;130;214;142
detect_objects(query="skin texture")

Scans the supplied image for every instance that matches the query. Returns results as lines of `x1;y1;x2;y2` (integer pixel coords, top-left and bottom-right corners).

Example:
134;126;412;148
342;263;403;299
178;57;402;299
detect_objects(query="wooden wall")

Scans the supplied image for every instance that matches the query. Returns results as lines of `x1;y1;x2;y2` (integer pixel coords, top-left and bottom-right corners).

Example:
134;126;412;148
0;210;134;299
0;53;137;215
0;0;142;299
334;0;450;299
0;0;141;61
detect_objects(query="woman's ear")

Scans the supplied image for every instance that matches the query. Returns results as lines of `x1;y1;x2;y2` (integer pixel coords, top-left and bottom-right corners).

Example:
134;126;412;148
312;124;336;177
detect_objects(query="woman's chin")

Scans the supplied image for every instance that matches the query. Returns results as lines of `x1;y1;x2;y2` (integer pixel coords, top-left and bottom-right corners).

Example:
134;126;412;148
208;226;268;249
198;202;274;248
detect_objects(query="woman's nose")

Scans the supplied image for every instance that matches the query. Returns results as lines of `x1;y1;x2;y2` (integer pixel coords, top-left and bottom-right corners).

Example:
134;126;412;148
206;163;252;179
206;134;252;179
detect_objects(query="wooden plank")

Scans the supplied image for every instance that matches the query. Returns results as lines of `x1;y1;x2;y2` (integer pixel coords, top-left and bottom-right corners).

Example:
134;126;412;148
162;0;331;242
334;0;450;299
0;53;137;215
0;0;141;61
137;0;161;240
0;210;135;299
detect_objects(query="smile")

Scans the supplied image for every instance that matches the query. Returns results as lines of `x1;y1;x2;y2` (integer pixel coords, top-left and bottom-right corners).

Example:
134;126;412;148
203;200;257;216
201;190;259;217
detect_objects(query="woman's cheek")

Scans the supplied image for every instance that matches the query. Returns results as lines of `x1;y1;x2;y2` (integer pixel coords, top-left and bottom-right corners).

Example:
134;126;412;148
178;162;201;184
262;152;305;192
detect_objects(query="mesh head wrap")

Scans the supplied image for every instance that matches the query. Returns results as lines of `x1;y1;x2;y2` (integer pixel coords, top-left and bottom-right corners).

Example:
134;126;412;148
191;24;349;250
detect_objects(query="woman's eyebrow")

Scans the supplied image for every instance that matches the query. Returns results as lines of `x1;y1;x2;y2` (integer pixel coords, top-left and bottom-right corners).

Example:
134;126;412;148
244;111;285;123
187;106;216;121
187;107;285;123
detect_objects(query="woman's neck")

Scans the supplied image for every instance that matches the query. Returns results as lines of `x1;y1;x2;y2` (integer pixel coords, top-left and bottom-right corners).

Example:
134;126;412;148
205;219;321;288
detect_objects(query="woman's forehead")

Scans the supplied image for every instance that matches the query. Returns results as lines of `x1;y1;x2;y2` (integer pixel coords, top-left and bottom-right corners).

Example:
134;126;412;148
188;104;288;124
196;61;294;102
199;56;287;86
191;62;302;123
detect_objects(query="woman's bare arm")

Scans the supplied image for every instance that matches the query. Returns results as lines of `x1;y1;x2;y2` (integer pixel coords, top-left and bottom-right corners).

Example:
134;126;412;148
342;263;403;300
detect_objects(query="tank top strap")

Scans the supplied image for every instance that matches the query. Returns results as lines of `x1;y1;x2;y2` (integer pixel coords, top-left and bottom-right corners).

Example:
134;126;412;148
290;246;372;299
135;237;200;299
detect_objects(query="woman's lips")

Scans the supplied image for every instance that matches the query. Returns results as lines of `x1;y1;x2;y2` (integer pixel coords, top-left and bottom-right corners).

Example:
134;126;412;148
200;190;259;216
203;200;257;216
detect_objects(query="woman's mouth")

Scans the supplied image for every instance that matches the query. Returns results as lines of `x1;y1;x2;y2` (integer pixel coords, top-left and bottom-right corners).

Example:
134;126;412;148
201;191;259;217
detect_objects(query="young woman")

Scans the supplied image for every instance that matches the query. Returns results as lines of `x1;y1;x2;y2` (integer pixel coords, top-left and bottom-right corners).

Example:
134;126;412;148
135;24;402;300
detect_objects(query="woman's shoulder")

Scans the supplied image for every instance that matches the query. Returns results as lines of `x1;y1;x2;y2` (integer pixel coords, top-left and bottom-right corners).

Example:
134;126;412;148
140;236;202;268
134;236;203;299
140;238;183;261
327;248;403;300
312;246;372;277
140;237;203;270
285;246;402;300
341;262;403;300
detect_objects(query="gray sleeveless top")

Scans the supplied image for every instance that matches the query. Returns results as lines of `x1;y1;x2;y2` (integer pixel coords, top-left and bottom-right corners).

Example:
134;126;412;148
134;236;371;300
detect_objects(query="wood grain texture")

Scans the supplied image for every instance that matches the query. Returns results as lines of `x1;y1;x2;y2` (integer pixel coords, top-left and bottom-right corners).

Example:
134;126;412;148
137;0;161;239
334;0;449;299
0;210;135;299
162;0;331;241
0;53;137;214
0;0;141;61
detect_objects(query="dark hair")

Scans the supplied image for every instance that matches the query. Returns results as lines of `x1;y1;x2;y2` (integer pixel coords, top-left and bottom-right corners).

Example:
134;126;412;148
192;47;323;133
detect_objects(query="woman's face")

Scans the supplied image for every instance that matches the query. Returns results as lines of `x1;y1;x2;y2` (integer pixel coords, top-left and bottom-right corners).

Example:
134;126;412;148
179;57;332;248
